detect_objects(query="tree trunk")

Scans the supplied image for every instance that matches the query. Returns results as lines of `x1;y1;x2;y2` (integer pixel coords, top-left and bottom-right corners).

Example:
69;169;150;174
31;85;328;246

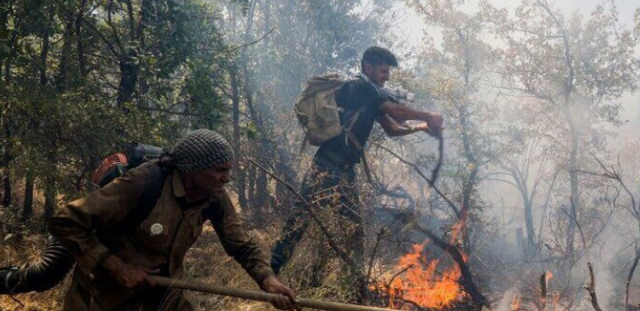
76;0;87;79
566;114;580;264
136;0;150;106
230;65;248;208
0;2;20;209
22;172;34;221
1;171;10;208
56;17;73;91
0;57;4;208
248;159;256;197
115;0;139;112
625;249;640;310
43;171;56;219
25;21;50;219
40;21;50;85
255;169;268;210
43;148;57;220
262;0;270;48
116;48;138;111
2;57;12;208
46;10;73;220
2;108;10;208
523;195;537;258
459;105;476;253
247;158;259;218
136;0;149;44
0;54;3;95
241;0;297;205
229;1;236;36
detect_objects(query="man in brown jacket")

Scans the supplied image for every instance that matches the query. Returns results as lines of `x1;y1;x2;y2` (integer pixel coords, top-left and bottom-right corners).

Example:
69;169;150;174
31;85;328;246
48;129;298;310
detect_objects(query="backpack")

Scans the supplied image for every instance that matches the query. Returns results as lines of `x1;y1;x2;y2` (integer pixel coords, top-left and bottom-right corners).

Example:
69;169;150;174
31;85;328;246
294;73;416;147
294;73;377;181
294;73;348;146
92;142;170;233
92;142;163;187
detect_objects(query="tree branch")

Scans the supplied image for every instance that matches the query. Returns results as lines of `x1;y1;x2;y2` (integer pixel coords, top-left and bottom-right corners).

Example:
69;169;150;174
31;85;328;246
247;158;359;275
372;142;461;218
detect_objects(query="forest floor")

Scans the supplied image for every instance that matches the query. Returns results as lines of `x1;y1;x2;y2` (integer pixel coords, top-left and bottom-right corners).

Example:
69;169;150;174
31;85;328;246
0;202;357;311
0;217;286;310
3;201;640;311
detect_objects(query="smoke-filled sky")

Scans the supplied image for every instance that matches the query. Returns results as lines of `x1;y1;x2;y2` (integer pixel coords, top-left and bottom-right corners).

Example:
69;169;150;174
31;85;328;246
495;0;638;23
392;0;640;141
394;0;639;51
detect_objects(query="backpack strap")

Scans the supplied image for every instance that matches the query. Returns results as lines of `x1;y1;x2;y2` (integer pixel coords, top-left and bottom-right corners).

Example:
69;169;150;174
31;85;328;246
343;105;373;183
113;163;171;233
344;129;373;183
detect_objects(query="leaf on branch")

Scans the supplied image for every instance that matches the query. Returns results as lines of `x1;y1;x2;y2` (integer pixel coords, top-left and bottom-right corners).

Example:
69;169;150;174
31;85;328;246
0;42;11;56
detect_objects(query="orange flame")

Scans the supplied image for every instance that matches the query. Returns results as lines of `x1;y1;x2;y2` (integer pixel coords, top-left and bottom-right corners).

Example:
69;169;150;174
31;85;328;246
380;243;466;309
550;293;562;311
511;294;522;311
545;271;554;282
375;215;470;309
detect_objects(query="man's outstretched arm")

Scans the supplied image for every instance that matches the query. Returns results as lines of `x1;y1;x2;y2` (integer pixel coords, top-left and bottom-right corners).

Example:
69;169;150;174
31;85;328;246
377;114;429;137
207;194;298;310
379;101;443;137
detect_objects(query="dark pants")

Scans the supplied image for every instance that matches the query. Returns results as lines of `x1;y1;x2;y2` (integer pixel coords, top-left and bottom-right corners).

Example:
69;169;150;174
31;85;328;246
271;155;363;275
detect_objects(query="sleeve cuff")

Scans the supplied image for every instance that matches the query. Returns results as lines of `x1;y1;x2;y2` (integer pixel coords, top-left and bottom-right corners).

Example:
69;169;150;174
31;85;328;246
75;241;113;277
249;266;276;284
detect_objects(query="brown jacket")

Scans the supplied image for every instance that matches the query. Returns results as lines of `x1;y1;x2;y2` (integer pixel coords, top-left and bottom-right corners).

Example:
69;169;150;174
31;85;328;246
48;161;274;310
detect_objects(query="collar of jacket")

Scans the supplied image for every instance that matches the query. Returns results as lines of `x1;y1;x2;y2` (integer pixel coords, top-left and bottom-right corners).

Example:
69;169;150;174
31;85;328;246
357;73;371;84
170;170;214;208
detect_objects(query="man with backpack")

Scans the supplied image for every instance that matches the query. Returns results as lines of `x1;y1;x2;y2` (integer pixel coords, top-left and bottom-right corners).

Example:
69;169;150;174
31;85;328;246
36;129;297;310
270;47;443;279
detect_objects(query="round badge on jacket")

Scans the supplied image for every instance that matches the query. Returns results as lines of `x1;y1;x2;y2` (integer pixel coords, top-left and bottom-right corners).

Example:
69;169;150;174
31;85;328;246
150;223;164;235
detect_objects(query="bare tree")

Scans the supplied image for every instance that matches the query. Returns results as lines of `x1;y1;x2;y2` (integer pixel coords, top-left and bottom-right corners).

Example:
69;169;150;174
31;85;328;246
494;0;640;270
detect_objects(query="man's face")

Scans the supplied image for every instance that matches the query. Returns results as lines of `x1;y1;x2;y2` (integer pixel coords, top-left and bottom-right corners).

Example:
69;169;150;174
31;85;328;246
364;62;391;87
189;161;233;199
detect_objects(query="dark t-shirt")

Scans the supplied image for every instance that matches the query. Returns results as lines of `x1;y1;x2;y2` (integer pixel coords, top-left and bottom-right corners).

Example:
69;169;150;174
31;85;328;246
316;76;389;165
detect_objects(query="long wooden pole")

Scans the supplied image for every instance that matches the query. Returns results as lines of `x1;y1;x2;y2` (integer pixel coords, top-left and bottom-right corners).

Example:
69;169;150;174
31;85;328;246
149;276;397;311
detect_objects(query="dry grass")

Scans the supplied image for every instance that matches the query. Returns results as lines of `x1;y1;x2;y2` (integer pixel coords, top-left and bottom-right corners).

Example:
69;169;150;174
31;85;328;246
0;218;275;310
0;208;67;311
186;223;358;311
0;205;357;311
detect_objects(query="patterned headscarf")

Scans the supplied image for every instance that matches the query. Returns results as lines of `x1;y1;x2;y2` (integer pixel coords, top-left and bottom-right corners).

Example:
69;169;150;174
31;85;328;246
171;129;234;173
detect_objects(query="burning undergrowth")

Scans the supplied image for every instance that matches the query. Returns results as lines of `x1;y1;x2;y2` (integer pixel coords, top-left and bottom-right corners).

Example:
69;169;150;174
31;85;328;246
369;216;475;311
371;242;469;310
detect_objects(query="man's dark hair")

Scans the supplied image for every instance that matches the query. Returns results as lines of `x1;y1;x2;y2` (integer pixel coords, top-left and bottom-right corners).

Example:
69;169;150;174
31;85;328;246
361;46;398;71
